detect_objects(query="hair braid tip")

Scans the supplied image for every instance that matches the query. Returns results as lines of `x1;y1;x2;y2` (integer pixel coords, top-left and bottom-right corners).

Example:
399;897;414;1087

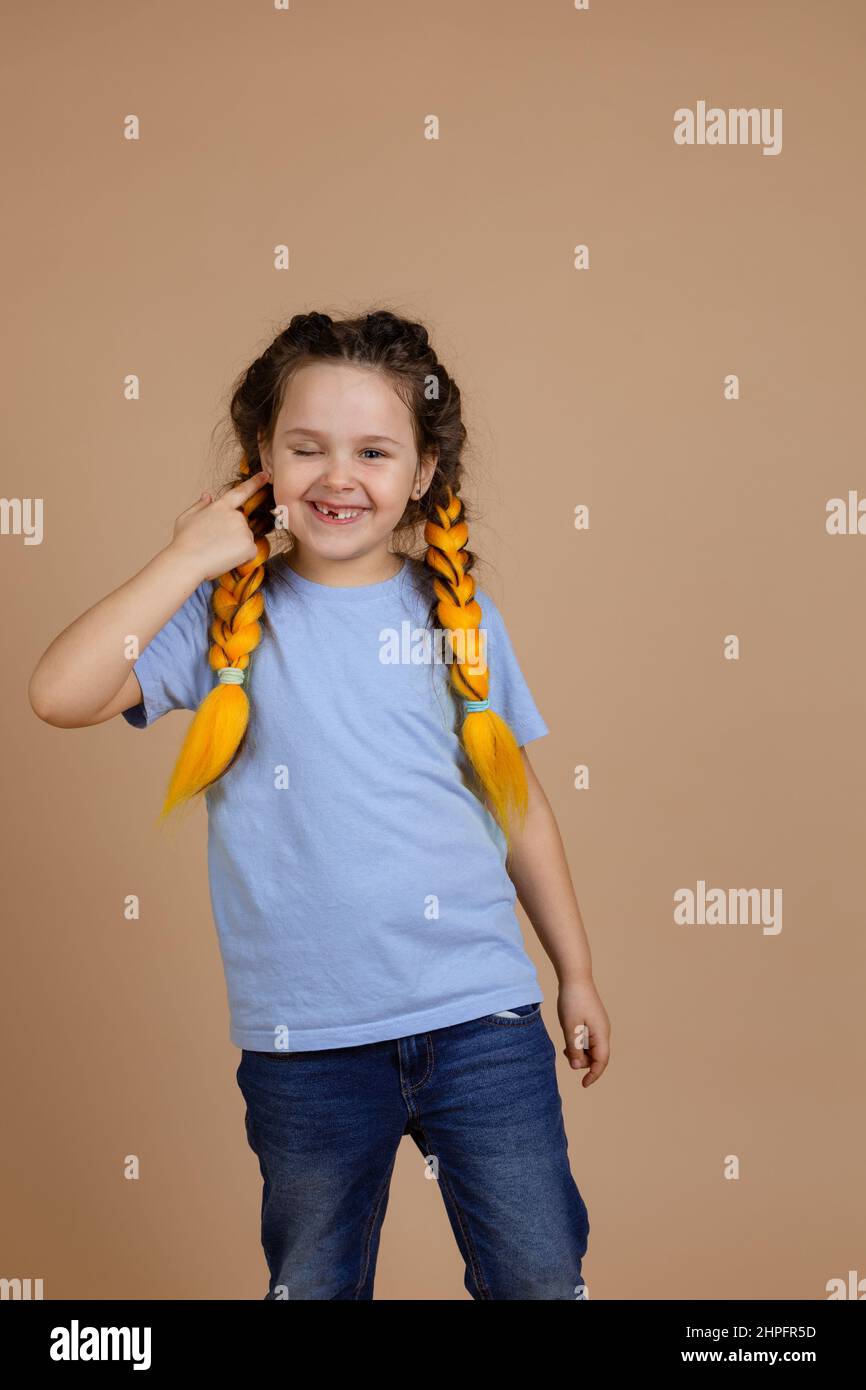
422;483;528;848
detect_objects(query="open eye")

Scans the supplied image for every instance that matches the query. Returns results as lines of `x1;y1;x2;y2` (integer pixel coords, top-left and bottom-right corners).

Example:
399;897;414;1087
292;448;385;459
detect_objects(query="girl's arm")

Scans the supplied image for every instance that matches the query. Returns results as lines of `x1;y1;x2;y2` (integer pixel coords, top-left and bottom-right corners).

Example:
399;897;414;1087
28;543;207;728
505;750;611;1086
28;472;267;729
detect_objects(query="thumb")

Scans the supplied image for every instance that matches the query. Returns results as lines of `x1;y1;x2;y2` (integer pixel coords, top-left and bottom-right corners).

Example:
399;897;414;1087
179;492;213;515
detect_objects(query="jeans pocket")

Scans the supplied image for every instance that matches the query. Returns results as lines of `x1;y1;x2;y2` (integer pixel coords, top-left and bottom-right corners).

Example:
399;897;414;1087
481;1000;543;1025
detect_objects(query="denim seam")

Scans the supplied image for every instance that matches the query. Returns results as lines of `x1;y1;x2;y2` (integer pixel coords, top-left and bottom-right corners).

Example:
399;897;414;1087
397;1034;435;1104
481;1005;542;1027
416;1123;491;1300
353;1158;396;1299
403;1032;435;1094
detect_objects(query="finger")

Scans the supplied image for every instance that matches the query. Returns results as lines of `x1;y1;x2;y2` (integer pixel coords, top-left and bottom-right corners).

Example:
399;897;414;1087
563;1033;590;1067
177;492;213;517
224;469;270;508
564;1020;590;1062
582;1055;609;1087
578;1038;610;1082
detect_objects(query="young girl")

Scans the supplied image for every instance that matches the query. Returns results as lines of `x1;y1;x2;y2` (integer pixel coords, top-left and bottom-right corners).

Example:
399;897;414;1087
29;308;610;1301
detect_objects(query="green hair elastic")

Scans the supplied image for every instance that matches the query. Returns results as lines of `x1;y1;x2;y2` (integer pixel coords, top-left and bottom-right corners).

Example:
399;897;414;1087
218;668;246;686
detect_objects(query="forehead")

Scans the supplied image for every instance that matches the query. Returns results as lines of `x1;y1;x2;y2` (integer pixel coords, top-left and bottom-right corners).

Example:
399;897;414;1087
276;361;411;436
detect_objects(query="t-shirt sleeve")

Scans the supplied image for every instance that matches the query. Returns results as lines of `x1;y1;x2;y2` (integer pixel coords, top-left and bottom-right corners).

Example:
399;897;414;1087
121;579;215;729
476;590;549;747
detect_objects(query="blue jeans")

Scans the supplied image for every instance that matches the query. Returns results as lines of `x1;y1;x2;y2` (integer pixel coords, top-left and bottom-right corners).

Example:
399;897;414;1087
236;1001;590;1300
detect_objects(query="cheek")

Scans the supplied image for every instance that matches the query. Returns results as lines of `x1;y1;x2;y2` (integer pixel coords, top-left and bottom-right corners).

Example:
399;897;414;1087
370;476;412;510
271;474;310;507
269;485;308;530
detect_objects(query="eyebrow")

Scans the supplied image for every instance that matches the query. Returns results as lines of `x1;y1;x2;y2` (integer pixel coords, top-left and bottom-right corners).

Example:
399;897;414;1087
283;422;408;444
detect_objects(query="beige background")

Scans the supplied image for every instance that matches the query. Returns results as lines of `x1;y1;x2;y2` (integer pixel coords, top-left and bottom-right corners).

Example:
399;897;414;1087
4;0;864;1299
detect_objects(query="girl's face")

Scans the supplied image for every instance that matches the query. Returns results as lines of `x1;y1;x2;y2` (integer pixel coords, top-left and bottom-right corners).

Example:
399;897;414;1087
259;361;437;574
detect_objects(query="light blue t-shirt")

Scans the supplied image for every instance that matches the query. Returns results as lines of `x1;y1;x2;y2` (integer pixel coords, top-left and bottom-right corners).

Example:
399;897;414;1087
123;554;549;1051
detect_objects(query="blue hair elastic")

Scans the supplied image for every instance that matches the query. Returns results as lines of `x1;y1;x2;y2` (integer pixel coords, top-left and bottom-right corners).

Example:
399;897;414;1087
218;668;246;686
463;698;490;713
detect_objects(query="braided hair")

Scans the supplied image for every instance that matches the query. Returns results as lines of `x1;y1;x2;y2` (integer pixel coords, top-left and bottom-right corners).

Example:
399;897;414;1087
158;308;530;847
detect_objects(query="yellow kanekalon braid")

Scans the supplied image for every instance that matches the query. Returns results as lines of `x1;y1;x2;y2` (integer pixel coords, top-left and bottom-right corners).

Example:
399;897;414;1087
424;484;529;849
158;456;271;822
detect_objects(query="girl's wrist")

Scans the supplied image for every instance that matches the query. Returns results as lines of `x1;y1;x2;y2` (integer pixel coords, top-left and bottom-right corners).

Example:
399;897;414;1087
161;538;208;590
558;968;595;988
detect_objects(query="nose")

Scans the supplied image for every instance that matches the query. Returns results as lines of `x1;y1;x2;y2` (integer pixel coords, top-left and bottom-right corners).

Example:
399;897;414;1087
318;456;360;492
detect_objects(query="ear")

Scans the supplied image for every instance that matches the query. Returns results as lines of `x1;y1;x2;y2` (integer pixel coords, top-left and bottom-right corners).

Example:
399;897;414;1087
257;431;273;479
416;448;438;497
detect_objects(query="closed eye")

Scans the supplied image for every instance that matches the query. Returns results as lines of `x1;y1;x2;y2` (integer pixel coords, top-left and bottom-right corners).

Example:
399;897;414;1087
292;449;386;460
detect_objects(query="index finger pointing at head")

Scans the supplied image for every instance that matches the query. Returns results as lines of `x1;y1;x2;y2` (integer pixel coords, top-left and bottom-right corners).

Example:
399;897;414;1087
224;469;269;508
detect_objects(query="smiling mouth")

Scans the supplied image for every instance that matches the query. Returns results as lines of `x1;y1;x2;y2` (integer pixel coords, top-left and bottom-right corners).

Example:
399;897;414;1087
306;500;368;525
